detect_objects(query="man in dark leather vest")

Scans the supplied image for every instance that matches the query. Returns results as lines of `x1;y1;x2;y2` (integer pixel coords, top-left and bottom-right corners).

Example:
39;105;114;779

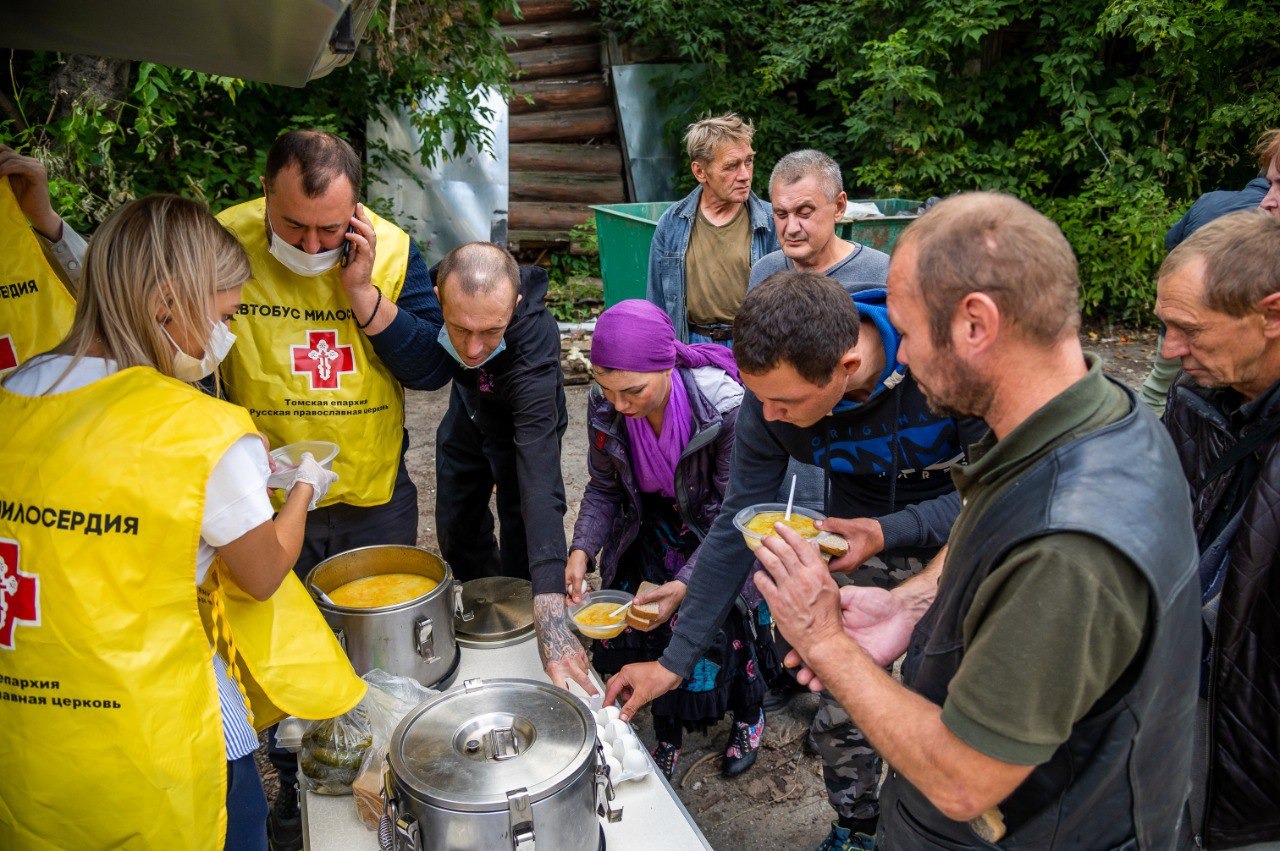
1158;208;1280;850
753;191;1201;849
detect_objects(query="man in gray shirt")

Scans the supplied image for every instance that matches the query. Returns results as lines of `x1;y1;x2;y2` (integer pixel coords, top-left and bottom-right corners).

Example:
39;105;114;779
749;150;889;294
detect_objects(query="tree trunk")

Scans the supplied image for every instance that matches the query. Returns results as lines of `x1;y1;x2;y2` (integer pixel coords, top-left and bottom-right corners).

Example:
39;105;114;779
48;54;131;121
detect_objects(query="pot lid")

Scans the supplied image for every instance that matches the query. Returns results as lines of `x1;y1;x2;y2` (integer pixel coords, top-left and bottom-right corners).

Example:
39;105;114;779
454;577;534;643
389;678;595;811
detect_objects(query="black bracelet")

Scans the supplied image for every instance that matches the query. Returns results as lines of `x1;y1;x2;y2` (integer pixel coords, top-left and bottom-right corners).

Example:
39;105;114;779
356;285;382;330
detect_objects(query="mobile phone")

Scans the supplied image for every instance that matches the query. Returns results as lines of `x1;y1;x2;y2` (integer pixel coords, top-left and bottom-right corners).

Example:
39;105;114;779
340;224;355;268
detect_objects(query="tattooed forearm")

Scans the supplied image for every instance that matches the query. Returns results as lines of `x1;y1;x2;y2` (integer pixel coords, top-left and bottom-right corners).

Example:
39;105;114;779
533;592;582;665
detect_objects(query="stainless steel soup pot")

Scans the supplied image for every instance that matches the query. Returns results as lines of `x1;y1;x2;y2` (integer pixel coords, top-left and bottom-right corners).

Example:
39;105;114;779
384;678;622;850
306;545;462;688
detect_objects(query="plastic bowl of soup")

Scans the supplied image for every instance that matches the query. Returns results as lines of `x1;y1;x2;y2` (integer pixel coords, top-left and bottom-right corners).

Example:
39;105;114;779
568;589;634;640
271;440;340;472
732;503;829;553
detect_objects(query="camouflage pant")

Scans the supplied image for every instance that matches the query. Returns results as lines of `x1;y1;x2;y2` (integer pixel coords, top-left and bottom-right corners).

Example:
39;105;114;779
813;553;926;820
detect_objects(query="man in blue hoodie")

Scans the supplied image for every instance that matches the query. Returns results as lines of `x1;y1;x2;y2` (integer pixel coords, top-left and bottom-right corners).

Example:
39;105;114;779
607;272;985;850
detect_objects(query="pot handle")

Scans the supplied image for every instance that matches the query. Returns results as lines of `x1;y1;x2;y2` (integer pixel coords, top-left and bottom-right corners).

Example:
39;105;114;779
594;745;624;823
413;617;439;664
332;626;346;653
453;580;469;620
383;769;420;851
507;788;536;850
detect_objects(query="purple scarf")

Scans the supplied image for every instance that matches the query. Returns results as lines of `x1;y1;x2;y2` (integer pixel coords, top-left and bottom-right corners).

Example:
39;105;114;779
591;300;740;497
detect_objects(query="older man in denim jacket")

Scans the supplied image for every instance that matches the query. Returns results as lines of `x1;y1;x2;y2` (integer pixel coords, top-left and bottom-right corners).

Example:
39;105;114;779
647;113;778;345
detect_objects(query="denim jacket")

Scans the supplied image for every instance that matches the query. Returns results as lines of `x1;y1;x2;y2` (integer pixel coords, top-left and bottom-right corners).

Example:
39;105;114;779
646;186;779;342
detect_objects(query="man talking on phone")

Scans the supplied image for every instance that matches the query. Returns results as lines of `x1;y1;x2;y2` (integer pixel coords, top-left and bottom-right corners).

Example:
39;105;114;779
216;129;453;851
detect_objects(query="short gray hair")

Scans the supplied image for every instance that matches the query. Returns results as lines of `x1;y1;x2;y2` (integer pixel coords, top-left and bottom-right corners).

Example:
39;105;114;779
1162;209;1280;317
770;150;842;202
684;113;754;166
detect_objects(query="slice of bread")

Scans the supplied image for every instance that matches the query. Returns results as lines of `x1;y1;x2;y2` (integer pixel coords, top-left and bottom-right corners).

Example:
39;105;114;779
817;532;849;558
626;581;662;629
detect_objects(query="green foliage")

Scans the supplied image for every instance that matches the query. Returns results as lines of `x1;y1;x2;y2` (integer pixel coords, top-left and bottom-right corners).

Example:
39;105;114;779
545;220;604;323
600;0;1280;323
1;1;516;232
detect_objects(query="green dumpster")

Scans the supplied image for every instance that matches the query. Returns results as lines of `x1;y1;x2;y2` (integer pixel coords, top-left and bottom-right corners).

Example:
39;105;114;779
835;198;922;254
591;202;676;307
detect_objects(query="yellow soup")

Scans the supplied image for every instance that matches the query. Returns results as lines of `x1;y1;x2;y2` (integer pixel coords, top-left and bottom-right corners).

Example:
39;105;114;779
575;602;627;627
745;512;818;538
328;573;438;608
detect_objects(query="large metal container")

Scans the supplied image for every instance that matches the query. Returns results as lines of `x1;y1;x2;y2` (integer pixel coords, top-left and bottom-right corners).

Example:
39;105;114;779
385;678;622;850
306;545;462;688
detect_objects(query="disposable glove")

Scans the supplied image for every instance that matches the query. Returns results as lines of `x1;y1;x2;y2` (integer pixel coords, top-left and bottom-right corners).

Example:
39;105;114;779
268;451;338;510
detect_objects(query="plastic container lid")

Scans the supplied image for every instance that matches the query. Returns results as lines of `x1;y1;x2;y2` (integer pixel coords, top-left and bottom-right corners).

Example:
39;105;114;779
270;440;339;470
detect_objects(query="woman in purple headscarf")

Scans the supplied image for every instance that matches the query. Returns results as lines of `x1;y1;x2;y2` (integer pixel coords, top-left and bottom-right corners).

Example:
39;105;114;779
566;299;777;780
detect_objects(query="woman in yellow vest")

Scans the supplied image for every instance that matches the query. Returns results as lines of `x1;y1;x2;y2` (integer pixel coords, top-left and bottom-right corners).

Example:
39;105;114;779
0;195;361;850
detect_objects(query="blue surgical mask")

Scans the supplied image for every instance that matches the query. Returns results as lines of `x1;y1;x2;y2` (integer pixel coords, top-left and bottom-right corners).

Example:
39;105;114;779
437;326;506;369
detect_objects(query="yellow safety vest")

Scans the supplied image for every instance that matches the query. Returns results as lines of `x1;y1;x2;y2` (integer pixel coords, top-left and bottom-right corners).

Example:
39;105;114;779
198;560;365;732
217;198;409;508
0;368;365;849
0;180;76;376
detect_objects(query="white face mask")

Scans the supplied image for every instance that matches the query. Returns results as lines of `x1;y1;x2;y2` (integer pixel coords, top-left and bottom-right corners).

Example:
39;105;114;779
165;319;236;382
266;210;342;277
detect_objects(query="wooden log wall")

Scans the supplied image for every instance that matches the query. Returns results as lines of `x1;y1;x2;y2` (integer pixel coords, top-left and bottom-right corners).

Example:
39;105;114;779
498;0;626;251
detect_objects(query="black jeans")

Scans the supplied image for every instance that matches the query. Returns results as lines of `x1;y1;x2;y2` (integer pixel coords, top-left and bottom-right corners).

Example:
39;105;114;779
267;452;418;791
434;389;565;582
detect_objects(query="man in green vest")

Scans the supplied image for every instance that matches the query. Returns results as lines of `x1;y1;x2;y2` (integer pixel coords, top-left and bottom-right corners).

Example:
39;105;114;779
753;192;1199;850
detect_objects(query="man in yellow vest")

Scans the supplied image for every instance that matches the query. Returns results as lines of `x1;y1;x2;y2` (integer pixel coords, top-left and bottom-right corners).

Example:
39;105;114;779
0;145;84;375
216;129;453;851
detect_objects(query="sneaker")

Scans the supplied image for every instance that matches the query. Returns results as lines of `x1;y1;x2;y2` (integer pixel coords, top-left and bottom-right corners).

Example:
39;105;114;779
267;782;302;851
721;709;764;777
815;820;876;851
651;741;681;780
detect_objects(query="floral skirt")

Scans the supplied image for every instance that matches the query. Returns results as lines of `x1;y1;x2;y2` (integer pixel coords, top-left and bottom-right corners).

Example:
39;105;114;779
590;494;779;732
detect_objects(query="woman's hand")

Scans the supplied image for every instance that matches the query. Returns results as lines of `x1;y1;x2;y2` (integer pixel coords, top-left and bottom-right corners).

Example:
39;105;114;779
565;550;590;604
631;580;686;630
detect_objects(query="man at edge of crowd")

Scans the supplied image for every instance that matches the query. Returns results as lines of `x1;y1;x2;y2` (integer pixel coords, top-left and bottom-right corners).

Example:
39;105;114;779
1158;209;1280;849
647;112;778;345
752;191;1200;849
1140;127;1280;415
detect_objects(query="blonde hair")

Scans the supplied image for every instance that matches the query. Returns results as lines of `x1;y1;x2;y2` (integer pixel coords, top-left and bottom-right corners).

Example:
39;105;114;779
51;195;248;383
684;113;755;166
1255;128;1280;173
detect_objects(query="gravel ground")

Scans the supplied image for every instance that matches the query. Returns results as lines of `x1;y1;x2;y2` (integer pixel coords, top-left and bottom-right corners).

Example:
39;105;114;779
260;325;1158;849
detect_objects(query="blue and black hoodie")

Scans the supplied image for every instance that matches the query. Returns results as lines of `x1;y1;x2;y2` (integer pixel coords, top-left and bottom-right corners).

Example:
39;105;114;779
661;288;988;678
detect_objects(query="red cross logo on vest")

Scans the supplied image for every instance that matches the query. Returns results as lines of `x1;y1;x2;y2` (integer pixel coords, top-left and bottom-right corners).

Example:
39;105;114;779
0;335;17;373
0;539;40;650
291;330;355;390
